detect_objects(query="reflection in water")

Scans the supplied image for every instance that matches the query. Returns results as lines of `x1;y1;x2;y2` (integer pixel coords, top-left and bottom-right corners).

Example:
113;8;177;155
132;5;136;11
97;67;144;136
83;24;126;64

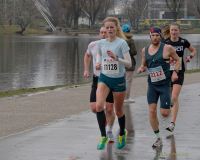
99;143;114;160
166;134;177;160
153;145;163;160
0;35;94;91
153;134;177;160
124;103;135;136
99;104;135;160
0;34;200;91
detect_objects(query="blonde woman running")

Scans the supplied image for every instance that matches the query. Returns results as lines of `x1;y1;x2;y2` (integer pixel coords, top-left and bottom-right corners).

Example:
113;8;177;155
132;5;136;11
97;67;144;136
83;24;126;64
95;17;131;150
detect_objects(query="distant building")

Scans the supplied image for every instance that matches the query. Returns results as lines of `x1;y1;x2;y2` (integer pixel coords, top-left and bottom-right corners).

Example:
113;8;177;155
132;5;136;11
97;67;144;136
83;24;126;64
147;0;187;19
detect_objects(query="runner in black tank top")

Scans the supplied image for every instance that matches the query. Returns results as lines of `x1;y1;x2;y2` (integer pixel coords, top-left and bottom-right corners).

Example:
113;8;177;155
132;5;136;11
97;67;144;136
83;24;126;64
163;23;196;132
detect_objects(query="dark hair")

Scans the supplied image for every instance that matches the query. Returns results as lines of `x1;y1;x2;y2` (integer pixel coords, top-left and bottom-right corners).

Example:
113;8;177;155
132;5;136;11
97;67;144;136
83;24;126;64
149;27;161;35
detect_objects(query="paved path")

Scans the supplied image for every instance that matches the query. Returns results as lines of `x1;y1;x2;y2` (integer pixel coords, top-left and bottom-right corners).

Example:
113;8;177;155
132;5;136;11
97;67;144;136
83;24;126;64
0;83;199;160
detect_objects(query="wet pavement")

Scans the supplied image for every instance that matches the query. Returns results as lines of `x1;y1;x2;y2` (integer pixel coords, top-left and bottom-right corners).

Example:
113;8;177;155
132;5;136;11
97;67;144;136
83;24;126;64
0;83;200;160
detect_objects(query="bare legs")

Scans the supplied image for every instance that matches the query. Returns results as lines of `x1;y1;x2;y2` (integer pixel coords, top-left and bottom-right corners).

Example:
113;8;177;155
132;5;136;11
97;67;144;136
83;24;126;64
171;84;182;123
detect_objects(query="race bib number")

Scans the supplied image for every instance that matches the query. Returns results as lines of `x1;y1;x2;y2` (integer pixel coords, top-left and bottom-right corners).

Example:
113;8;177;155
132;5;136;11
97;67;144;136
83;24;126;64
148;66;166;82
170;57;182;71
102;58;119;75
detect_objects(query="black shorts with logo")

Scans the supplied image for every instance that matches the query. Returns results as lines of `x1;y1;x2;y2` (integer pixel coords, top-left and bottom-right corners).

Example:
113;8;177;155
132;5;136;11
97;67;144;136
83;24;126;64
90;75;114;103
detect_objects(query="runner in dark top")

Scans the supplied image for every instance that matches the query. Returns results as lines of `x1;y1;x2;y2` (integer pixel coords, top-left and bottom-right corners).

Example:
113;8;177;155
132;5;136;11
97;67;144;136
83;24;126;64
164;23;196;132
137;27;180;149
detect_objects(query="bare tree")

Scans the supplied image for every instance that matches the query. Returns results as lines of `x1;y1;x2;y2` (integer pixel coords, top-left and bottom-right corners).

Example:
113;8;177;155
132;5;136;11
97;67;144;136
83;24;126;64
81;0;102;27
165;0;183;21
0;0;16;25
81;0;112;27
56;0;73;27
99;0;112;20
15;0;38;34
72;0;81;29
123;0;148;31
194;0;200;15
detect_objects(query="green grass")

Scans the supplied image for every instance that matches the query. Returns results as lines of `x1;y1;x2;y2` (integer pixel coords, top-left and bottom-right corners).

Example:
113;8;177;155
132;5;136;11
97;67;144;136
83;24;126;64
0;25;19;34
0;25;49;35
0;83;88;98
185;68;200;73
1;69;199;98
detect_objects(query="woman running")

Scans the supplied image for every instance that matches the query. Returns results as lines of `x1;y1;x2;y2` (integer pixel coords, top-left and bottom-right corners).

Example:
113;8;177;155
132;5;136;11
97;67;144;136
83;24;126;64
164;23;196;132
95;17;131;150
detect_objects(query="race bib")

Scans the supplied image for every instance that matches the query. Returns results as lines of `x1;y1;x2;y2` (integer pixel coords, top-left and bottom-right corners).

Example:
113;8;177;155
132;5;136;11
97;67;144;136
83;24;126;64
148;66;166;82
170;57;182;71
102;58;119;75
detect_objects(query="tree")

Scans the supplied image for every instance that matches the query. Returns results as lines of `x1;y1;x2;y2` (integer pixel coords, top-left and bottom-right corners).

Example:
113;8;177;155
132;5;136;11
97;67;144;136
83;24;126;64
194;0;200;15
165;0;182;21
15;0;38;34
81;0;112;28
72;0;81;29
99;0;112;20
123;0;148;31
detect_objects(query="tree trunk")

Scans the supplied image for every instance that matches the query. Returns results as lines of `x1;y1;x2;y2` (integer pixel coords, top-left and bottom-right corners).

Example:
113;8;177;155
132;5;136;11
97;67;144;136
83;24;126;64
16;26;26;35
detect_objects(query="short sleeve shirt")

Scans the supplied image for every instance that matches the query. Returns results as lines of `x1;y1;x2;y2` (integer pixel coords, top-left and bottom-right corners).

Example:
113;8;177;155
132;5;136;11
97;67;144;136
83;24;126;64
97;38;130;78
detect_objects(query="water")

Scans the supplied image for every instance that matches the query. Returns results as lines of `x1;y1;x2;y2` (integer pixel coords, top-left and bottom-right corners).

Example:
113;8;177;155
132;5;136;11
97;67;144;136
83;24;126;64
0;34;199;91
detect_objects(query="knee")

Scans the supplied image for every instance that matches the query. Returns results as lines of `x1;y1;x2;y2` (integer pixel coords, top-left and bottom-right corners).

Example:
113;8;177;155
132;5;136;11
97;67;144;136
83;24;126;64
149;109;157;117
115;110;123;117
96;103;104;112
161;110;170;117
90;103;96;113
91;107;96;113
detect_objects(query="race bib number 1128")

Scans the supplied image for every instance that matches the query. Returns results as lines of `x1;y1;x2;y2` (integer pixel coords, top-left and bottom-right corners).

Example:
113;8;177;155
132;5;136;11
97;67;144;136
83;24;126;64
102;59;119;74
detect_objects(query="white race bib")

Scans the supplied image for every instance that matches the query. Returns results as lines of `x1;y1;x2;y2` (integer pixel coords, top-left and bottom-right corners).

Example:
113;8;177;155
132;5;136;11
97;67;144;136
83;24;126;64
102;58;119;75
148;66;166;82
170;57;182;71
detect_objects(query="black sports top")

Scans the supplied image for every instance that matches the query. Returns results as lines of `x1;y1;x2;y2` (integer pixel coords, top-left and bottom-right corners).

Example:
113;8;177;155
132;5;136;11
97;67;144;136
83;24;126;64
164;37;190;72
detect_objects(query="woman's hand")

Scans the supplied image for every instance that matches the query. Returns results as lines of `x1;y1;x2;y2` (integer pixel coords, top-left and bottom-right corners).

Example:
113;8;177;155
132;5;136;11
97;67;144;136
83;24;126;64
107;50;118;61
96;62;101;70
137;65;146;73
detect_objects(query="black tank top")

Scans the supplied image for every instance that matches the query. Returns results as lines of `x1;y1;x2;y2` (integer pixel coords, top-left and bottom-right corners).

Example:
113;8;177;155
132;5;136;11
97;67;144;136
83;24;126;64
164;37;190;72
145;43;170;85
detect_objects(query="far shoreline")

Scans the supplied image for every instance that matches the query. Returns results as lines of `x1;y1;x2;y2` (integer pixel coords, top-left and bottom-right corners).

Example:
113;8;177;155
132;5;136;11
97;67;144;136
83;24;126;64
0;69;199;98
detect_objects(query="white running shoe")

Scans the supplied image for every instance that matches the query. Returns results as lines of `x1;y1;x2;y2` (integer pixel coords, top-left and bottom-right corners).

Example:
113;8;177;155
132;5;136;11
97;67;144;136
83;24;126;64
152;138;163;149
166;122;175;132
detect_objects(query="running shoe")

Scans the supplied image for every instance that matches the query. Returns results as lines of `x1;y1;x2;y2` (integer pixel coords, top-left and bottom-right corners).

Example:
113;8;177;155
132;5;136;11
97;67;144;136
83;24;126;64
97;136;108;150
107;131;114;142
116;129;127;149
166;122;175;132
152;138;163;149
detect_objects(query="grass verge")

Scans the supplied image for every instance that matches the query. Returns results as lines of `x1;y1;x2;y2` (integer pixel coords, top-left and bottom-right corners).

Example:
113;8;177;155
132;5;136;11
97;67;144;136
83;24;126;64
0;82;89;98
